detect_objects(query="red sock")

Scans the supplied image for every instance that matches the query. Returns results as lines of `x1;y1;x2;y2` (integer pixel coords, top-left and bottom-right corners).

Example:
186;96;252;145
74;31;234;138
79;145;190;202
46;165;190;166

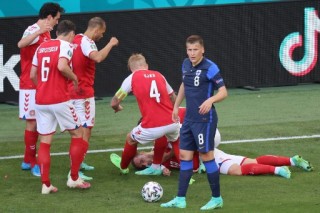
193;151;199;171
241;163;275;175
69;138;85;181
24;130;39;167
170;138;180;164
256;155;291;166
153;136;168;164
38;142;51;186
120;141;137;169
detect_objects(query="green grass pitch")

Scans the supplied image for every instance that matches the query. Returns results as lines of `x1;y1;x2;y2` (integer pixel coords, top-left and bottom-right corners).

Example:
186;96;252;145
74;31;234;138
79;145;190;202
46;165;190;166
0;84;319;212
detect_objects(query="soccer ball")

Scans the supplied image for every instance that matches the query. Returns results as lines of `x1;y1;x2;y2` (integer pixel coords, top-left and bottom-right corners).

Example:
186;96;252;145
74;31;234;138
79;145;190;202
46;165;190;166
141;181;163;202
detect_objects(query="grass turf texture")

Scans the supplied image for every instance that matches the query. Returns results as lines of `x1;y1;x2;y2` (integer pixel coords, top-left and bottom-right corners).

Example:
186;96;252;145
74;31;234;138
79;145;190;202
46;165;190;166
0;84;319;212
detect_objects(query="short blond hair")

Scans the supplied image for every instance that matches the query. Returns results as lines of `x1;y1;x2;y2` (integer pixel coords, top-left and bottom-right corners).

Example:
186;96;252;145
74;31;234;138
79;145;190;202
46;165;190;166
127;53;148;71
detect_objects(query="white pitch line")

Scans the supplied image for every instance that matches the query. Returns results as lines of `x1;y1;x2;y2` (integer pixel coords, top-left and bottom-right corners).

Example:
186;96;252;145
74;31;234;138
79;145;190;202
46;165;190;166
1;134;320;160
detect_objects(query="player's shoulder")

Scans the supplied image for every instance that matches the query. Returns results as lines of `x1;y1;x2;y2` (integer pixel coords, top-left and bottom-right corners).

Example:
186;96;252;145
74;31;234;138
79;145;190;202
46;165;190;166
25;23;39;32
22;23;39;37
203;58;219;70
81;34;95;44
182;58;192;72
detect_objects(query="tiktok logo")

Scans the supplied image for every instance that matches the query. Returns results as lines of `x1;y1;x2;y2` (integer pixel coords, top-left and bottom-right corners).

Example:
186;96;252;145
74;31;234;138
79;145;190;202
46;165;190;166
279;8;320;76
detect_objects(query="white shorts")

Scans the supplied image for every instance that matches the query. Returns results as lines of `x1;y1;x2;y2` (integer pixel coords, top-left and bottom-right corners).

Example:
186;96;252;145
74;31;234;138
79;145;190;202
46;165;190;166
35;101;81;135
131;122;180;145
71;97;95;128
19;89;36;120
215;149;246;175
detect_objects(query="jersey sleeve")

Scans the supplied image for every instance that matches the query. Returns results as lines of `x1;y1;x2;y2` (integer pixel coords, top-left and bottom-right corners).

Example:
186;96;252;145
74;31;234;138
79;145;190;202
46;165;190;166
207;64;225;89
120;74;133;93
59;41;73;61
81;36;98;57
31;46;40;66
164;77;174;94
22;24;40;45
114;74;133;100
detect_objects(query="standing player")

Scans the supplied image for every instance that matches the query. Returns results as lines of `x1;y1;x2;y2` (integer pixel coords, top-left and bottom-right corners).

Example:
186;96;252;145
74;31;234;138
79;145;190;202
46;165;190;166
161;35;228;210
110;53;180;175
17;2;64;176
68;17;119;179
30;20;90;194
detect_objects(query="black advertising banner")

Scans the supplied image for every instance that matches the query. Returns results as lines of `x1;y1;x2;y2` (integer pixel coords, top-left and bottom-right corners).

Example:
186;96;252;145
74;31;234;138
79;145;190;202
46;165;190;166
0;0;319;103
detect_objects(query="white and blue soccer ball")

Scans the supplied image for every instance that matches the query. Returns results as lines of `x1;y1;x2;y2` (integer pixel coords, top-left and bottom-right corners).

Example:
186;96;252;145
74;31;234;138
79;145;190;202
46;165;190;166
141;181;163;202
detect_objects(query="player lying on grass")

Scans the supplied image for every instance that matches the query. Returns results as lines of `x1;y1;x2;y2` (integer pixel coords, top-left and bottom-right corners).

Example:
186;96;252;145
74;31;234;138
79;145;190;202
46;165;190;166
128;107;313;178
130;142;313;178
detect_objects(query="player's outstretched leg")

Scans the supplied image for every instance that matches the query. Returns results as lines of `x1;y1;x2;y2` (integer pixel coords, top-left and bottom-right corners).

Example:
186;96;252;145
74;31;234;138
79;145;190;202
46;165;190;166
291;155;313;171
160;197;186;208
110;153;129;174
200;196;223;210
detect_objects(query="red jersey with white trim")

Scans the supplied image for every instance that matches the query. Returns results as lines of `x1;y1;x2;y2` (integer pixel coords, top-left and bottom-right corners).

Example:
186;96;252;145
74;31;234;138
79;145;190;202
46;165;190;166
69;34;97;98
32;39;73;105
19;23;51;89
120;70;174;128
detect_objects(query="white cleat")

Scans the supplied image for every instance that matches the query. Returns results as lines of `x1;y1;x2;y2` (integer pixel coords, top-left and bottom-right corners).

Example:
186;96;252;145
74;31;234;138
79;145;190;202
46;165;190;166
67;177;91;189
41;184;58;194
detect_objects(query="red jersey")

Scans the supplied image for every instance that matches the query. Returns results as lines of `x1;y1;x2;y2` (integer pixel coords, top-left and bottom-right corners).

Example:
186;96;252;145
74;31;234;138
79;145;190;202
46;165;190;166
162;147;180;169
32;39;73;105
120;70;174;128
19;23;51;89
69;34;97;99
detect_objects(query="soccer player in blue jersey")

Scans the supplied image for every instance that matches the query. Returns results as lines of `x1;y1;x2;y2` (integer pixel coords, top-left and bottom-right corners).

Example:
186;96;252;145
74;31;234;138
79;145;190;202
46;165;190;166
161;35;228;210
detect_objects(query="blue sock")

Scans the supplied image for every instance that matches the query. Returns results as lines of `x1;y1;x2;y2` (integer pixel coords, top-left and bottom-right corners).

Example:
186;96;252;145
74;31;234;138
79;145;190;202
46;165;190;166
177;160;193;197
203;159;220;197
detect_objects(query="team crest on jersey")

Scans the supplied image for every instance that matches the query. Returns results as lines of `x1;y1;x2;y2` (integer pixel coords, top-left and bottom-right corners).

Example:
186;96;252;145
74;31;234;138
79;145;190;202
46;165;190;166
90;44;97;50
29;110;35;117
196;70;202;76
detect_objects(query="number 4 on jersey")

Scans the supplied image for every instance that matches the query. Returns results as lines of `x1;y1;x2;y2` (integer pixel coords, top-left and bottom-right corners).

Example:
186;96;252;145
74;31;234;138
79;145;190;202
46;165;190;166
150;80;160;103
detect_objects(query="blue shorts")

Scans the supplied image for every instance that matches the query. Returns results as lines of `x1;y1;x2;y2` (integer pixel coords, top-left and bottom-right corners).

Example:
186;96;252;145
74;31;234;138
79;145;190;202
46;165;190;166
180;120;217;153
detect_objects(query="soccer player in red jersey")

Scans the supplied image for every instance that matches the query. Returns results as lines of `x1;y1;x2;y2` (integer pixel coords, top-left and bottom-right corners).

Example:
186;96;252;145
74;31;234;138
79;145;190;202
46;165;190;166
132;143;313;178
68;17;119;179
30;20;90;194
110;53;180;176
17;2;64;177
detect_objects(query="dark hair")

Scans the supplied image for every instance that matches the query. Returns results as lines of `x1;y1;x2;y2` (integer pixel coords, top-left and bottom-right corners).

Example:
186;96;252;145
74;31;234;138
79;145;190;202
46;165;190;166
56;20;76;36
88;17;106;29
39;2;65;19
186;35;204;47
